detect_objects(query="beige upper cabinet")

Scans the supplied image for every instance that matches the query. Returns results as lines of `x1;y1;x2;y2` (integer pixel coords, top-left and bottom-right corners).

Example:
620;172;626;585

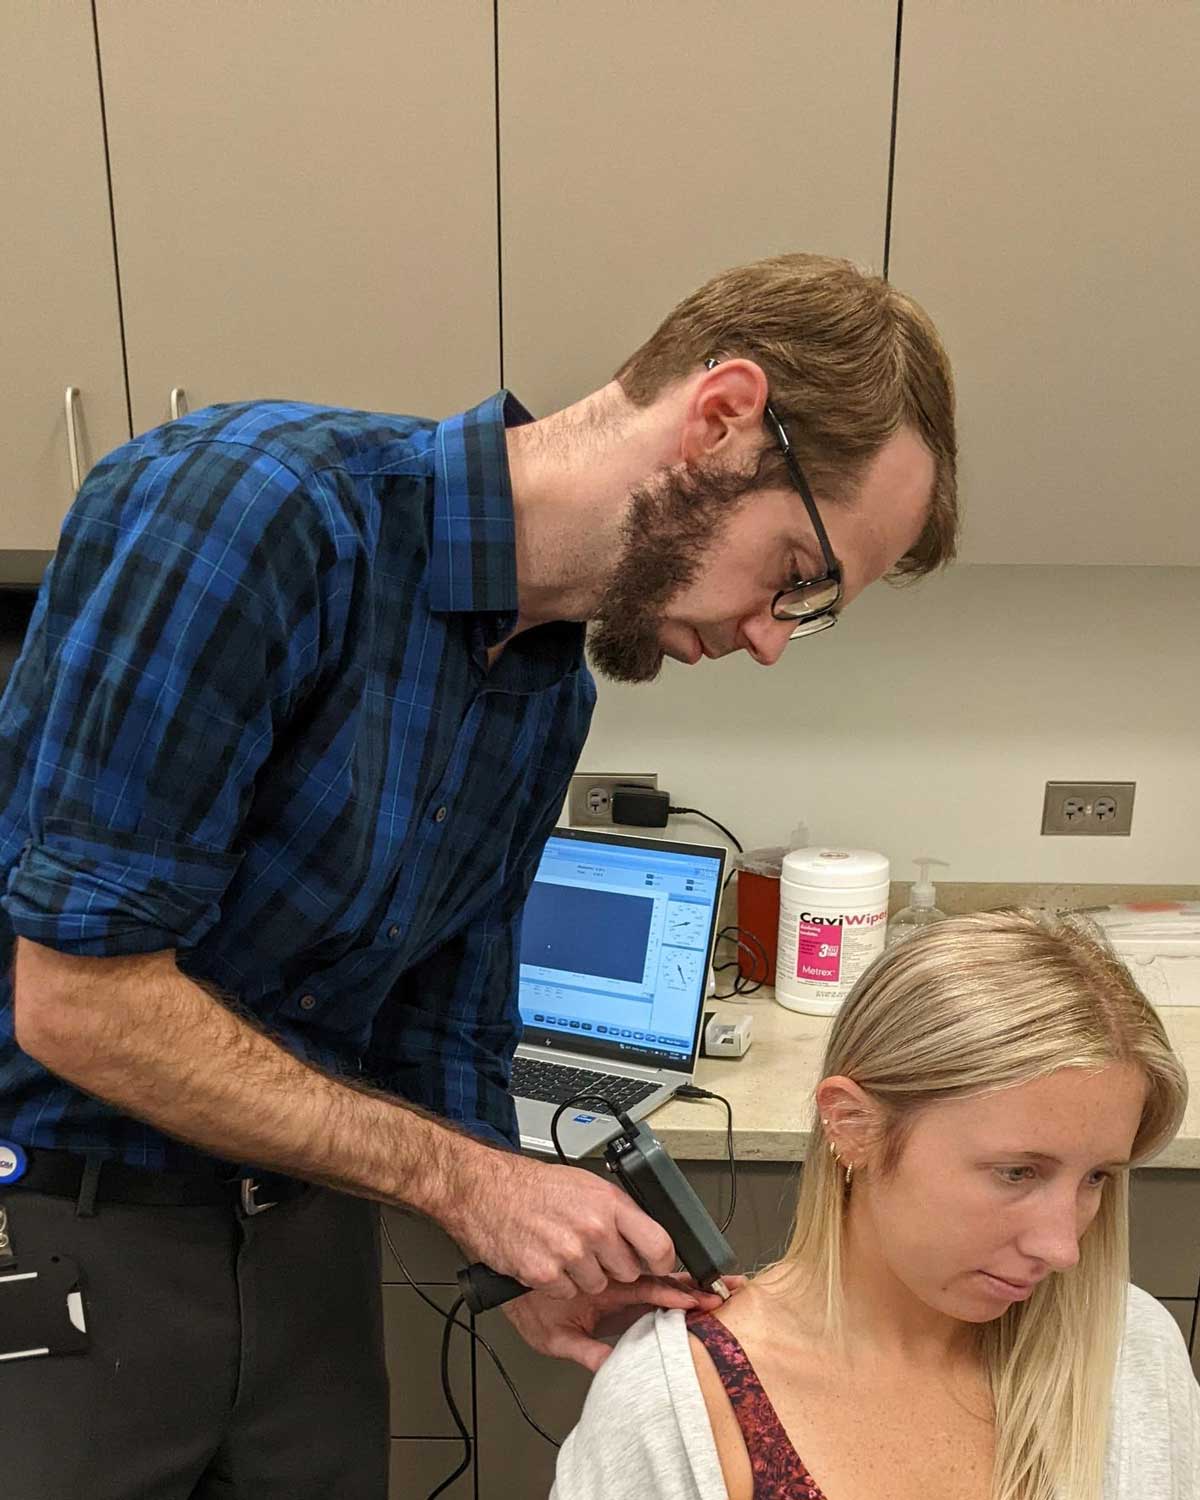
499;1;898;417
1;3;129;567
889;3;1200;564
96;1;499;435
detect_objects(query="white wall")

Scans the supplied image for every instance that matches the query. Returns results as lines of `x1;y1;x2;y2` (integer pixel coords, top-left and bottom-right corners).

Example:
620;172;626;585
576;566;1199;884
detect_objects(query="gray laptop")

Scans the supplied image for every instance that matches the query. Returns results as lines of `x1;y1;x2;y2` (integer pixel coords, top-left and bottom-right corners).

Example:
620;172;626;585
512;826;726;1158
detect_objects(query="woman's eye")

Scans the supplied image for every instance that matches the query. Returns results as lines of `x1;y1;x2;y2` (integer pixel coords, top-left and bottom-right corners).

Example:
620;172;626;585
1086;1170;1111;1189
996;1166;1037;1185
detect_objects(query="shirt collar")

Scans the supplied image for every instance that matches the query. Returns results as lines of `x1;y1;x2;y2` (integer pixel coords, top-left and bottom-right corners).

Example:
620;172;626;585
429;390;532;630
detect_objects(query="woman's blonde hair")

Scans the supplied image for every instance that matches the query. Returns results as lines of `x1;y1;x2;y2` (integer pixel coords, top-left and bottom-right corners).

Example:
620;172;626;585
766;909;1188;1500
614;252;958;578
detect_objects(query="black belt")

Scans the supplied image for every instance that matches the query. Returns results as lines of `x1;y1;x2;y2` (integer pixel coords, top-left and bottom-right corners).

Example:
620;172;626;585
3;1147;308;1211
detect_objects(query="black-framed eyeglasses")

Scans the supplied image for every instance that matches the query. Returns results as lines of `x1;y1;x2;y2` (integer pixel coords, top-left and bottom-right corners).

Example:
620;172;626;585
704;357;843;640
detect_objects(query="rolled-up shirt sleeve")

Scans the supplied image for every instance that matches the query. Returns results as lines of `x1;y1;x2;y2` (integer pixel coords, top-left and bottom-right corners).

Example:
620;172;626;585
3;438;341;957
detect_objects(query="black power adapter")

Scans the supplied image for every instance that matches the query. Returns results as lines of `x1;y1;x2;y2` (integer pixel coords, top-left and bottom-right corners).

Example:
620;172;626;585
611;784;671;827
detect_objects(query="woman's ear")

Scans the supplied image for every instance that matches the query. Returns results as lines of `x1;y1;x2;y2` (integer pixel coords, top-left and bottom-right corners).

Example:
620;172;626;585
815;1075;881;1167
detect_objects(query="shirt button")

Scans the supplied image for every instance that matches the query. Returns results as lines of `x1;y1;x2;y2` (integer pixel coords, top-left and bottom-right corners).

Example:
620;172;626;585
388;924;401;940
434;805;448;823
299;994;317;1011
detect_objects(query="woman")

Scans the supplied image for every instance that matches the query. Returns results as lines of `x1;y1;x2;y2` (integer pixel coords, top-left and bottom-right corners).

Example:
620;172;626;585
552;910;1199;1499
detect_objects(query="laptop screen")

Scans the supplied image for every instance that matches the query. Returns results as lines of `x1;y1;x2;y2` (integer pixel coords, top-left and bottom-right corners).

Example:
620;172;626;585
517;827;726;1072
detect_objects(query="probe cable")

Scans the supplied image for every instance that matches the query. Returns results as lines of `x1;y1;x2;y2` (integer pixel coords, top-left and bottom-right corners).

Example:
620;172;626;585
673;1084;737;1233
389;1087;737;1497
393;1091;629;1498
380;1217;562;1498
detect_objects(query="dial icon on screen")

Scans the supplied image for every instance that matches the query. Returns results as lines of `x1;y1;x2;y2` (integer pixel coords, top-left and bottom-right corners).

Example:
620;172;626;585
661;947;703;993
665;905;707;948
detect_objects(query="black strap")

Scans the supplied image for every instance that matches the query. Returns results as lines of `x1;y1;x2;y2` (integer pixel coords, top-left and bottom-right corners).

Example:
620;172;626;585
0;1202;15;1268
9;1148;306;1209
75;1152;103;1219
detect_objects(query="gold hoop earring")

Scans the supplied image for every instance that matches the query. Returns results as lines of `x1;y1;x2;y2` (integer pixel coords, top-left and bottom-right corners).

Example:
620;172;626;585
845;1162;854;1187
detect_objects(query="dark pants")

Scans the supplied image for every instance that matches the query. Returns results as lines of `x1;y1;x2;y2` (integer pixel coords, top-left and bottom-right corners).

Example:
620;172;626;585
0;1184;389;1499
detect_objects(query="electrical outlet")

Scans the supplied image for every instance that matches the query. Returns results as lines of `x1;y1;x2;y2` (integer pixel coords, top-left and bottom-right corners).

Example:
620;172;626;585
568;772;658;827
1041;781;1135;836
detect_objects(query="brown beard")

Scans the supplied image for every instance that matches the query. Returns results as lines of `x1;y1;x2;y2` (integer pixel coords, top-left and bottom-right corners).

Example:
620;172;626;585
586;460;755;684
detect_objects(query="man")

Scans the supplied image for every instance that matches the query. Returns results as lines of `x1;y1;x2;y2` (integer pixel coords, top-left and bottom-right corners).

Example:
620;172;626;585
0;253;956;1495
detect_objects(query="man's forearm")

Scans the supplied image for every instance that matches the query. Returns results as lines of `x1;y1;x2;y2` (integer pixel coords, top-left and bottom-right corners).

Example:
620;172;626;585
13;939;488;1223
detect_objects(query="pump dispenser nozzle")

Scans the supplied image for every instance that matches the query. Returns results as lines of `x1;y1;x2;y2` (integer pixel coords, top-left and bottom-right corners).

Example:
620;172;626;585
910;856;949;910
886;857;950;947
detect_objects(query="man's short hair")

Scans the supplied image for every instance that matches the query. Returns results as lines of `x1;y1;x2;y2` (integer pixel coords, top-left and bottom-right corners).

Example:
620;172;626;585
614;253;958;577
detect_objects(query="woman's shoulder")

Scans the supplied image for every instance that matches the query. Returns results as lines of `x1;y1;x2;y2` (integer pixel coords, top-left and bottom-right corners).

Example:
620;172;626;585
1113;1284;1198;1413
1121;1283;1193;1358
1105;1285;1200;1498
550;1310;729;1500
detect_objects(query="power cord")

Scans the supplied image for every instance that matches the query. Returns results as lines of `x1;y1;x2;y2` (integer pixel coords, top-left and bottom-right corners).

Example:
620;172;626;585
712;924;769;1000
391;1087;738;1497
607;787;743;892
667;804;743;891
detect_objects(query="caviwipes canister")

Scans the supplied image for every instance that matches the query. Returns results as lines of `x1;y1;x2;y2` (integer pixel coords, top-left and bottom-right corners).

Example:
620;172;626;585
775;848;890;1016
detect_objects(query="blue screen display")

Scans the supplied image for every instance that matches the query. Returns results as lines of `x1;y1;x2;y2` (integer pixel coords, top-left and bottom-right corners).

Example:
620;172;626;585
517;833;723;1063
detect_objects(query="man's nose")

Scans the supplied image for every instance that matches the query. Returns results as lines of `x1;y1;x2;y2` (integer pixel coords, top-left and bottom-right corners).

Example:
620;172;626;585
739;614;795;667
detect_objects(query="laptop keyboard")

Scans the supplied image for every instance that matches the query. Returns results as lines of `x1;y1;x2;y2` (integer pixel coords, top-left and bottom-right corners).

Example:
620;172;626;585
511;1056;660;1114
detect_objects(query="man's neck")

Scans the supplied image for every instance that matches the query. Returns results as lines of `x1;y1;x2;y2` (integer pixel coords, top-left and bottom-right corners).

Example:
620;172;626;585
503;381;675;631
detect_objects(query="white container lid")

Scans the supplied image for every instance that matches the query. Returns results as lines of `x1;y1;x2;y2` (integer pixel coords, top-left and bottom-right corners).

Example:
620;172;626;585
1087;903;1200;959
781;847;890;889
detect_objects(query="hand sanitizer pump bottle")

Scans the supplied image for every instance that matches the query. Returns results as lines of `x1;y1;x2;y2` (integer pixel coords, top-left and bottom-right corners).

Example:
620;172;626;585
886;858;949;948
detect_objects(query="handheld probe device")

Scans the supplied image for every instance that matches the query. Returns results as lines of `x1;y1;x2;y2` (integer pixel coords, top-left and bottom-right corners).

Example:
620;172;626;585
457;1105;738;1314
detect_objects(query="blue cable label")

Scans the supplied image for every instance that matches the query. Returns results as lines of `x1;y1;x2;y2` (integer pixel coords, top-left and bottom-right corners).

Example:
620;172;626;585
0;1141;27;1185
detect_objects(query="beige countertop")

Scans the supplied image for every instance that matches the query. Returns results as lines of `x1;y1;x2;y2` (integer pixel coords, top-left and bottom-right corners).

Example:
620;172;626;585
652;988;1200;1170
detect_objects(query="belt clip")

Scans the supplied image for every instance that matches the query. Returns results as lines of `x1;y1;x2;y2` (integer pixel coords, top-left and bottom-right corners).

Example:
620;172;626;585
240;1178;277;1217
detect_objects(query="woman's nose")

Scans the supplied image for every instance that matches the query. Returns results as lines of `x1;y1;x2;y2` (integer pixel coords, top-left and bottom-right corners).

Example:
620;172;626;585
1016;1194;1085;1273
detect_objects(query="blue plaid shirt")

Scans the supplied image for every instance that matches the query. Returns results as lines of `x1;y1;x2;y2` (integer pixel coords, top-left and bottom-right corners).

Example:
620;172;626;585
0;394;595;1168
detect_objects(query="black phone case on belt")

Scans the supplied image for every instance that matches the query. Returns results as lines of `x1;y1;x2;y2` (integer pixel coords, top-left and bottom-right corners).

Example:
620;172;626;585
0;1253;90;1362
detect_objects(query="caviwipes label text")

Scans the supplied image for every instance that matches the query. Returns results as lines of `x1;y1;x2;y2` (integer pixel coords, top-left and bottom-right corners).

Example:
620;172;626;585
798;909;887;927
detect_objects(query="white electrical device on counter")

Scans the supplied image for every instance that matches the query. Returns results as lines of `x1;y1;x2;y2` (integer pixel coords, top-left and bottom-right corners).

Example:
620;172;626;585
1086;903;1200;1008
704;1013;754;1058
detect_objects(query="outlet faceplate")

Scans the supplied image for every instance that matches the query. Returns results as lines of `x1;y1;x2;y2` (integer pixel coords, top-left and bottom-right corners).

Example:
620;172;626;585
568;772;658;827
1041;780;1135;836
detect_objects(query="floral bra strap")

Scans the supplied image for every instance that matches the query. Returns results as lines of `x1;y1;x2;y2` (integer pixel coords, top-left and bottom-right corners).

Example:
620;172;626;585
687;1311;829;1500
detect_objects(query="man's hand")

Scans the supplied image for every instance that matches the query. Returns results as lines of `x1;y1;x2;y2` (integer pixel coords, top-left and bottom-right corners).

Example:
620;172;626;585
442;1144;677;1299
501;1275;737;1372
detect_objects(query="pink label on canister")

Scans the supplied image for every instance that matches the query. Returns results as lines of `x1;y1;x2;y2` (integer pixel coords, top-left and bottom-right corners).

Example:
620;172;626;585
796;920;842;981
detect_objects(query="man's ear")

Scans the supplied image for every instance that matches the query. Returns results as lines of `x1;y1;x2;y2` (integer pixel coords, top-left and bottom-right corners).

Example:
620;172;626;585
678;357;769;467
815;1075;882;1166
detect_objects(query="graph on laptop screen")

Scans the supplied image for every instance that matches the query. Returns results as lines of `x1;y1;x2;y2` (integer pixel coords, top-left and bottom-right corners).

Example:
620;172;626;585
517;831;723;1067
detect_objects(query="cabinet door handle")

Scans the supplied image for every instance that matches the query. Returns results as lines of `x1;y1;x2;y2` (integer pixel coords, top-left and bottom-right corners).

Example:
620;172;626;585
65;385;82;493
170;387;188;420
